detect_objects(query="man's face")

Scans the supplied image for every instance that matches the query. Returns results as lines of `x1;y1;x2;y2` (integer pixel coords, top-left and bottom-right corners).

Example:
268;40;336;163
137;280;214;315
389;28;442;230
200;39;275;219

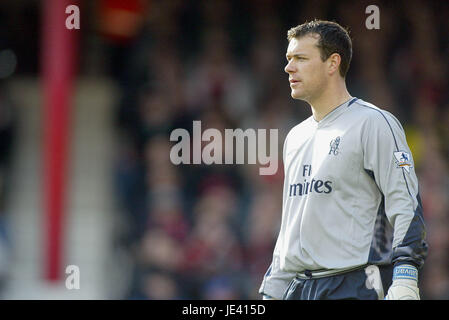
284;35;328;101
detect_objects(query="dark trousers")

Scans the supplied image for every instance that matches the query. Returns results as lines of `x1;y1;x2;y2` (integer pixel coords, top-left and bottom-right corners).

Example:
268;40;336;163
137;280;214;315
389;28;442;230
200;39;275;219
283;265;393;300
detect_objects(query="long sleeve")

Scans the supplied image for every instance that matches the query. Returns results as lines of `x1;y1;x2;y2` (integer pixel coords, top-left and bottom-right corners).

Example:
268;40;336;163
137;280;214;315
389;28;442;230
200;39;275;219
258;239;296;299
259;132;296;299
362;108;428;269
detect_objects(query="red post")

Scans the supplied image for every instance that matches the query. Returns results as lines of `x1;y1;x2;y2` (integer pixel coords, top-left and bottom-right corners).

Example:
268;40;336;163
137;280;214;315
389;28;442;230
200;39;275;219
41;0;78;281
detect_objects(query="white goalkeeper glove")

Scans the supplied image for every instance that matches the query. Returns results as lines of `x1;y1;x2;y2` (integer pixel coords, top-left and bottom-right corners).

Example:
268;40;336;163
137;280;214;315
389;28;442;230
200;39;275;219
384;264;420;300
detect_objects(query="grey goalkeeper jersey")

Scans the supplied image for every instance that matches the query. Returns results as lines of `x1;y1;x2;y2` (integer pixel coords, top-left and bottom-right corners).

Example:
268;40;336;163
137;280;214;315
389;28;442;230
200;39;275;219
259;98;428;299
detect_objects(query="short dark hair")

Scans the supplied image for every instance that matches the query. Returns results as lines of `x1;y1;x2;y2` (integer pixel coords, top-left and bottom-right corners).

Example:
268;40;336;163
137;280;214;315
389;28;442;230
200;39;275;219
287;20;352;78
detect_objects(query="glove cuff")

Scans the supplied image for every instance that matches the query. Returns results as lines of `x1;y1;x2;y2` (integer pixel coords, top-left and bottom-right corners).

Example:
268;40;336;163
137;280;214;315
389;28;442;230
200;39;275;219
393;264;418;282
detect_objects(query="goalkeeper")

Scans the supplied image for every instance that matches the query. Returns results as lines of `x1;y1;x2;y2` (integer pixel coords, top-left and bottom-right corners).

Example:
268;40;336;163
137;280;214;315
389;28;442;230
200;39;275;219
259;20;428;300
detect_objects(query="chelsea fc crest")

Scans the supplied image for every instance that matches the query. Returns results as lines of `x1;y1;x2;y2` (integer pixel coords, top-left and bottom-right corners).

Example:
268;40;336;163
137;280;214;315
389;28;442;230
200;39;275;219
329;136;340;155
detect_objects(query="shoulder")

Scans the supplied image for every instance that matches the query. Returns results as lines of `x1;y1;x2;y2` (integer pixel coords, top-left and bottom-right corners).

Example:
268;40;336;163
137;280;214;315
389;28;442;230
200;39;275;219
349;99;404;133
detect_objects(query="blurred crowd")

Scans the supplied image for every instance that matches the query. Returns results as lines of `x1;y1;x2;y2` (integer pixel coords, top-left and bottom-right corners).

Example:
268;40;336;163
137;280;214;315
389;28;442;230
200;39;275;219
104;0;449;299
0;2;17;295
0;82;15;295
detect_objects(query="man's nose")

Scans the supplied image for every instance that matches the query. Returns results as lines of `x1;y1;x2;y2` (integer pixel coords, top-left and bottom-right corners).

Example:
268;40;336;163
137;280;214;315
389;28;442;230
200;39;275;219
285;60;295;74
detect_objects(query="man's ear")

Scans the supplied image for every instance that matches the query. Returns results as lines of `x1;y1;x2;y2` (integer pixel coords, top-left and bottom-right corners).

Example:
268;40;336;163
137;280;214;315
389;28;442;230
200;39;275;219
327;53;341;76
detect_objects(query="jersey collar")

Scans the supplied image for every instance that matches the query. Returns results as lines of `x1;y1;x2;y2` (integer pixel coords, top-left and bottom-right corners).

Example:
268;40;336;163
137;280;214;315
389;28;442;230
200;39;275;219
313;97;358;126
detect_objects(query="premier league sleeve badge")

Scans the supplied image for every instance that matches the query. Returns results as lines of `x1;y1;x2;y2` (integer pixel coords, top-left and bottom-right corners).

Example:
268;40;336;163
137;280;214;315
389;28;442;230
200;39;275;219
393;151;413;173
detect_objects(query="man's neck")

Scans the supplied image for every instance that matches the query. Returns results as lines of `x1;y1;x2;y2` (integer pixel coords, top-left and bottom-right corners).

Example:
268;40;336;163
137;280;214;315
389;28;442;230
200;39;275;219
309;83;352;122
